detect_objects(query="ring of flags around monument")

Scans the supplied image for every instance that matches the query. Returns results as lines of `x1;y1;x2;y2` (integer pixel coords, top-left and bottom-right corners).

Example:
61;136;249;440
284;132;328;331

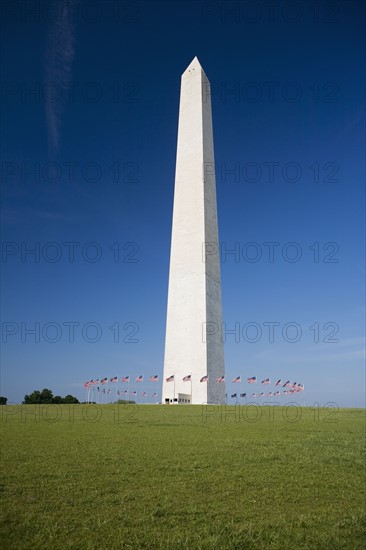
165;375;304;398
82;375;160;403
83;374;304;402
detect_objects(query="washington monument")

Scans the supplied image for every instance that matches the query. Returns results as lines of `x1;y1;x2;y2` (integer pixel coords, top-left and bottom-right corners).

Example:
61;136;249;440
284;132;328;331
162;57;225;405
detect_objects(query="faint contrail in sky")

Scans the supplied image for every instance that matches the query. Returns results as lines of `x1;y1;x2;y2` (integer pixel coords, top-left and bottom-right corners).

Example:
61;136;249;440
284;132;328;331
44;1;78;151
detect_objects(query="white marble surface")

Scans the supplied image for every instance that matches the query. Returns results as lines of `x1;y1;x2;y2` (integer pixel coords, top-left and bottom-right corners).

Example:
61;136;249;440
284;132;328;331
162;58;225;404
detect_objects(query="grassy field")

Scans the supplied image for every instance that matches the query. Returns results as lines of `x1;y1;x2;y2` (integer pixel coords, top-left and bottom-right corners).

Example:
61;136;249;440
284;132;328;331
0;404;365;549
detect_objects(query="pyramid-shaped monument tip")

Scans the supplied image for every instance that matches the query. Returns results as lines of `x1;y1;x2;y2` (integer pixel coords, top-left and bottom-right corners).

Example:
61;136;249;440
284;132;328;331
183;57;203;74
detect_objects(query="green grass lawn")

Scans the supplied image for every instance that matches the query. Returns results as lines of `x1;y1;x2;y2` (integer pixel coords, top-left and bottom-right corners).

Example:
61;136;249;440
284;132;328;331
1;404;365;549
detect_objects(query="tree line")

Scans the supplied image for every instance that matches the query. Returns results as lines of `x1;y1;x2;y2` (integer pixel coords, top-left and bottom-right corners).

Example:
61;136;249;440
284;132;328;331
23;388;79;404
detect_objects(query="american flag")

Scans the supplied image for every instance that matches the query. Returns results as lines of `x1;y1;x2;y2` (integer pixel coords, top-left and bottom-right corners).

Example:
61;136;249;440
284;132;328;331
131;391;137;395
149;375;158;382
110;376;118;383
121;376;129;383
200;375;208;383
183;375;192;382
283;390;289;394
136;375;143;382
261;378;270;385
283;380;291;387
240;393;246;398
83;381;91;388
274;391;280;396
92;379;99;385
258;392;264;397
267;392;273;396
231;393;237;398
142;392;147;397
251;392;256;397
166;375;174;382
101;377;108;385
247;376;256;384
275;379;282;386
216;376;225;383
123;390;128;394
232;376;241;383
152;392;157;398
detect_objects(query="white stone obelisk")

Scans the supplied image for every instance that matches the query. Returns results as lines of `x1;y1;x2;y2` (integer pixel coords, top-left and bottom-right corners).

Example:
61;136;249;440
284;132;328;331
162;57;225;405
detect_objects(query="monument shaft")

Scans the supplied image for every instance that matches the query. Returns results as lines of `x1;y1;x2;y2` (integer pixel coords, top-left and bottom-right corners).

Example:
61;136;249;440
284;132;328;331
162;58;225;405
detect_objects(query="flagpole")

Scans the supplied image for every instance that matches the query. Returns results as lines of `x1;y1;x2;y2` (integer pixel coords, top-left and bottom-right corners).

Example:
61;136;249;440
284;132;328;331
174;375;176;402
190;374;192;404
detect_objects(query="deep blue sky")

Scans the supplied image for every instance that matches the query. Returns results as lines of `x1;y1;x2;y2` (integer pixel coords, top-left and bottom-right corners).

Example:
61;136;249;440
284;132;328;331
1;0;365;407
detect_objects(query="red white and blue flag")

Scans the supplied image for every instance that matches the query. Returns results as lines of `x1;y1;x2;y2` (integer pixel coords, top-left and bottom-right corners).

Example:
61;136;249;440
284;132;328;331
216;376;225;383
247;377;256;384
101;378;108;385
267;392;273;396
232;376;241;383
136;375;143;382
240;393;246;398
183;375;192;382
152;392;157;398
142;392;147;397
231;393;237;398
110;376;118;383
200;375;208;382
149;375;158;382
121;376;129;383
166;375;174;382
275;379;282;386
261;378;270;385
274;391;280;396
283;380;291;387
131;391;137;395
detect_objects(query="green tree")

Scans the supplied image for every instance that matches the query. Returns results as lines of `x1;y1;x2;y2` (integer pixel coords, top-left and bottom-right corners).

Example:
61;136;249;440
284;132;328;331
52;395;63;404
63;394;79;404
40;388;54;404
0;396;7;405
23;389;79;404
23;390;42;404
